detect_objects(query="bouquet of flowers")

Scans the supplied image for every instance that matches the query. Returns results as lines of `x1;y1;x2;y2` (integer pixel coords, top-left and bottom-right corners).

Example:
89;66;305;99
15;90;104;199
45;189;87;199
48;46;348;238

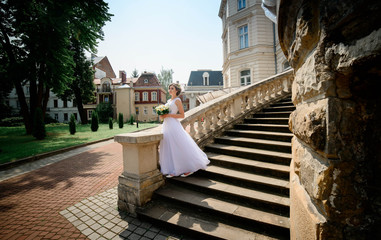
155;105;169;115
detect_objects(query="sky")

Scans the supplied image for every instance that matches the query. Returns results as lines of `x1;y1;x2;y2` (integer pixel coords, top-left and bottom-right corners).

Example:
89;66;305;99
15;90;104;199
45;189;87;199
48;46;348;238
93;0;223;84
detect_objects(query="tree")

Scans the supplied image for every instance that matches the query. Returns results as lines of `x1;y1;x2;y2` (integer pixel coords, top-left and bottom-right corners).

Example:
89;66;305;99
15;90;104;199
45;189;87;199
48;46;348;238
0;0;112;134
131;68;139;78
69;114;76;135
32;107;46;140
118;113;124;128
108;117;113;129
59;39;95;124
91;111;99;132
96;102;113;123
157;67;174;99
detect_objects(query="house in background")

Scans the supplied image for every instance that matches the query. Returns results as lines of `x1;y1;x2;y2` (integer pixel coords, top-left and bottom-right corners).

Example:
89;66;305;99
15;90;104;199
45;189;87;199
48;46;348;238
184;70;223;109
219;0;289;88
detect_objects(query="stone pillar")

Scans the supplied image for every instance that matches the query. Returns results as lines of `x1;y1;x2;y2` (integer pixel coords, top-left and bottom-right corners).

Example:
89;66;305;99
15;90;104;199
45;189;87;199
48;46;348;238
114;127;165;215
278;0;381;239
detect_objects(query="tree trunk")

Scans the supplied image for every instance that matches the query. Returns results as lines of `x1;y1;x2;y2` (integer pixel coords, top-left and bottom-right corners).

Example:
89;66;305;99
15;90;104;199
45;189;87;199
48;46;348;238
74;89;88;124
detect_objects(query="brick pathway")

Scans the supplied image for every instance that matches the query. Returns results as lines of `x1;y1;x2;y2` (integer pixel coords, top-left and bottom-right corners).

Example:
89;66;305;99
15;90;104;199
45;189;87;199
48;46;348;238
0;141;192;240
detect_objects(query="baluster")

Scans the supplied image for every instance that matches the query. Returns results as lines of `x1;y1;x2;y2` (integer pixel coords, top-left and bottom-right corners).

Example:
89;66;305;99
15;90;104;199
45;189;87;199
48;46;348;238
189;121;196;139
248;91;254;109
196;116;205;139
203;113;211;134
218;105;226;125
225;101;233;121
211;109;219;130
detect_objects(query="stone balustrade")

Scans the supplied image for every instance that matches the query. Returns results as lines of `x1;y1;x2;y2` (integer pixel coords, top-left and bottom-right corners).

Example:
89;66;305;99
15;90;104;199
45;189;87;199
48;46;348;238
115;69;294;215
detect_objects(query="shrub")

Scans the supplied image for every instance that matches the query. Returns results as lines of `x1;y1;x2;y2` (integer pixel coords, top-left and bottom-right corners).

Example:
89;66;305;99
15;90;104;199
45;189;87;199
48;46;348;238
91;111;99;132
129;115;134;125
108;117;113;129
0;117;24;127
32;107;46;140
96;102;114;123
69;114;76;135
118;113;123;128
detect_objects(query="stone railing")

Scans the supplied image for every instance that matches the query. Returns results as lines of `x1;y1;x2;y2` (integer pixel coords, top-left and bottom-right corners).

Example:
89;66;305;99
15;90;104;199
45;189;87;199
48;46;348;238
115;69;294;214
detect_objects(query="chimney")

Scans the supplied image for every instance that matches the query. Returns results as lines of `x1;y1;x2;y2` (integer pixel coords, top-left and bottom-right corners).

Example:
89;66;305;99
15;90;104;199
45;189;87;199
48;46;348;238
121;71;127;85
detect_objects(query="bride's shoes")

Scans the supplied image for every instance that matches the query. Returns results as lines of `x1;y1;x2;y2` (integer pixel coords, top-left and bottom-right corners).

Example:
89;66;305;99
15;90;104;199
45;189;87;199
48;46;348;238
180;172;193;177
166;174;175;178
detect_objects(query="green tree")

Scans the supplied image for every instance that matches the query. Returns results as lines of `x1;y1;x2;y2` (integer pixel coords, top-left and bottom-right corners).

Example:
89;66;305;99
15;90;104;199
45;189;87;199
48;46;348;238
118;113;124;128
95;102;113;123
0;0;112;134
91;111;99;132
131;68;139;78
59;39;95;124
69;114;76;135
157;67;174;99
32;107;46;140
108;117;113;129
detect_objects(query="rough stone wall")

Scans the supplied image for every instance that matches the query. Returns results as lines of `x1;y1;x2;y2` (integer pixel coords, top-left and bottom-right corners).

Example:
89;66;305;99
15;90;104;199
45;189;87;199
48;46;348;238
278;0;381;239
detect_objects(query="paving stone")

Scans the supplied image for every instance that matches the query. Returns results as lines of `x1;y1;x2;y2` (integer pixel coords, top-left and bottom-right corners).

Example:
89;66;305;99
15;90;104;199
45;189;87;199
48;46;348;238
119;229;131;238
144;230;158;239
104;222;116;230
135;227;147;235
88;232;100;240
128;233;142;240
82;228;94;236
103;231;117;239
111;225;123;234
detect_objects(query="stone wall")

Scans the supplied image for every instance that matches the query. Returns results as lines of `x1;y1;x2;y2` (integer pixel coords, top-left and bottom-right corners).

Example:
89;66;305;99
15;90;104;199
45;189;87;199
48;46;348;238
278;0;381;239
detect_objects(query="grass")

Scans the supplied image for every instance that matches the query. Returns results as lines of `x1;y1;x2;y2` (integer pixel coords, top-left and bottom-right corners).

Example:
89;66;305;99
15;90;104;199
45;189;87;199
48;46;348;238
0;122;158;164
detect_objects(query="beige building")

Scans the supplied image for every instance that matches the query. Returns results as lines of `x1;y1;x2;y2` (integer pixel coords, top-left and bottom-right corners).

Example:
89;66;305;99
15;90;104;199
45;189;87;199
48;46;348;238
219;0;289;88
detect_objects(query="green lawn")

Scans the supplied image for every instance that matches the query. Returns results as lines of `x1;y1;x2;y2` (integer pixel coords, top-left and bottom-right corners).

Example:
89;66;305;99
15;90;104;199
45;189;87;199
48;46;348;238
0;122;158;164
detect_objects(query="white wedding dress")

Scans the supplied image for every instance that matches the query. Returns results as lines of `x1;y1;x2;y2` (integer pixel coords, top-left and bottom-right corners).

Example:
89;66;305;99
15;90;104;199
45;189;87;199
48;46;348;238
159;97;210;176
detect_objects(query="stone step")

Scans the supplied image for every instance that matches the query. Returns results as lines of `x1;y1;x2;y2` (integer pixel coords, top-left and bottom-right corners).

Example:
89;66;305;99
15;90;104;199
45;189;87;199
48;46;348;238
225;129;293;142
234;123;291;133
169;175;290;215
244;117;289;125
262;106;295;112
253;111;293;118
138;202;287;240
270;101;294;107
206;152;290;179
199;165;289;196
154;185;290;232
204;143;291;165
214;136;291;153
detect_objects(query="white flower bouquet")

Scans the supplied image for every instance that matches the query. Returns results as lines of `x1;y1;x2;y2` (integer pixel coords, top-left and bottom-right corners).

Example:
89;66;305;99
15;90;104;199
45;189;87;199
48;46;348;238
155;105;169;115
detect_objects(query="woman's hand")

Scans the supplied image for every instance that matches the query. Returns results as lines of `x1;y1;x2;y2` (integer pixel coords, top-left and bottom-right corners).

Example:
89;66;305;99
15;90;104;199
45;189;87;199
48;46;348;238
160;114;168;120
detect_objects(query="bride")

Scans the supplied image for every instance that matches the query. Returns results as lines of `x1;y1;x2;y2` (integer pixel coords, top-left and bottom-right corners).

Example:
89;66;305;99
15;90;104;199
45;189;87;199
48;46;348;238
159;83;210;178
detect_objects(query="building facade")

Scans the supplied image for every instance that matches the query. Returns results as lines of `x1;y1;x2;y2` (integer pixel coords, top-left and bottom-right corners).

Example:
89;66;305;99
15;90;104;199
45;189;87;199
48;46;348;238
219;0;289;88
184;70;223;109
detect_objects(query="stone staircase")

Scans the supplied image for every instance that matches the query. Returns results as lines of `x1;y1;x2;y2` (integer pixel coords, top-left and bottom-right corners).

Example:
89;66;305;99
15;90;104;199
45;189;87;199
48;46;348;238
137;96;295;240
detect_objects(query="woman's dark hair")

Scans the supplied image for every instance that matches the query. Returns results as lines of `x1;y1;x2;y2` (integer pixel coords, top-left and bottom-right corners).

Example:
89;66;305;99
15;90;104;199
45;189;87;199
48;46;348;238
169;83;181;96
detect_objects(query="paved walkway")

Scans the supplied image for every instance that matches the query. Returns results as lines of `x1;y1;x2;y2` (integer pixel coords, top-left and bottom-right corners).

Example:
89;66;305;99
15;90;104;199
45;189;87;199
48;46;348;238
0;140;195;240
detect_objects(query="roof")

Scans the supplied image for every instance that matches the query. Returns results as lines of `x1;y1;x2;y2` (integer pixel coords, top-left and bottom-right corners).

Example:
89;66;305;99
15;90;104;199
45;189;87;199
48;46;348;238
134;72;161;87
93;77;138;85
187;70;223;86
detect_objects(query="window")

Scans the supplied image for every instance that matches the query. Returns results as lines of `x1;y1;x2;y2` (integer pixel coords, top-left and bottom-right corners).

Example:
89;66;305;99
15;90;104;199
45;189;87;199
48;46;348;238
135;107;139;114
26;86;30;94
64;113;68;121
102;82;111;92
88;110;93;119
239;25;248;49
104;96;109;102
237;0;246;11
135;92;140;101
152;107;156;115
143;107;148;115
183;104;188;111
73;101;77;107
63;100;68;108
240;70;251;86
16;100;20;108
53;100;58;108
151;92;157;101
202;72;210;85
144;79;148;84
54;114;59;120
74;113;78;120
143;92;148;101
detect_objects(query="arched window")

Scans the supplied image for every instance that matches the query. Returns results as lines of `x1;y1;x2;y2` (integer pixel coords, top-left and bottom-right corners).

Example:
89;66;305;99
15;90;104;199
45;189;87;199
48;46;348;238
240;70;251;86
283;61;290;70
202;72;210;85
102;82;111;92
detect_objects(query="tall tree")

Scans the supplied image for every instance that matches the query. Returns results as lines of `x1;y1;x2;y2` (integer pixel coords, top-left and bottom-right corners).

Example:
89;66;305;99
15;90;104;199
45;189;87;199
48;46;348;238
131;68;139;78
157;67;174;99
59;39;95;124
0;0;112;134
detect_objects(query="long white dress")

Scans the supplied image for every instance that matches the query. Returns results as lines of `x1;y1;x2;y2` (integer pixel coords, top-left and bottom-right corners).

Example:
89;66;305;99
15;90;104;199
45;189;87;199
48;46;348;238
159;97;210;176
